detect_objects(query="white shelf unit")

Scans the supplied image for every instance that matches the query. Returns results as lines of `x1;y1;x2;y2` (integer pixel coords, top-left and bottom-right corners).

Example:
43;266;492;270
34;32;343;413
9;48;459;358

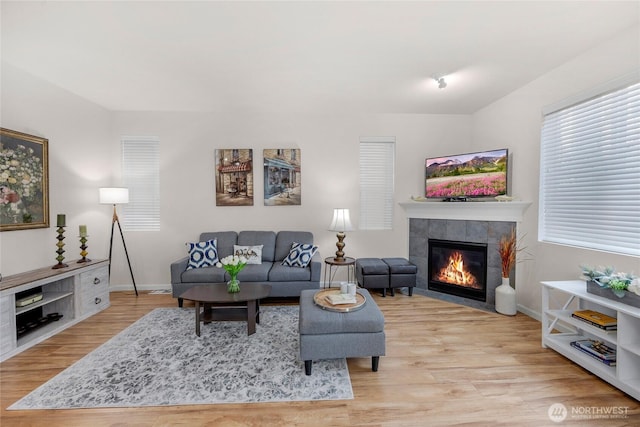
542;280;640;401
0;260;110;362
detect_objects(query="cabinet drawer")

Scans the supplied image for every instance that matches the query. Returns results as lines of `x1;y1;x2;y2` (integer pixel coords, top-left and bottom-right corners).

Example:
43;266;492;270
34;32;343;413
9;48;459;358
0;295;16;355
80;291;109;315
80;267;109;297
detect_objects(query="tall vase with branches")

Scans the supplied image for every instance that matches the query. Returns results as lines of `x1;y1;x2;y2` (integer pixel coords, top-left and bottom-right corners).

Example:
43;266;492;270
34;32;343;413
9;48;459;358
495;228;521;316
499;228;518;281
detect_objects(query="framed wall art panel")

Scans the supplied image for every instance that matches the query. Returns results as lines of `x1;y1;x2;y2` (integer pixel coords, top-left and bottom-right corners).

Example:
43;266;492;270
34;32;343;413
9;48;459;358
0;128;49;231
264;148;301;206
215;148;254;206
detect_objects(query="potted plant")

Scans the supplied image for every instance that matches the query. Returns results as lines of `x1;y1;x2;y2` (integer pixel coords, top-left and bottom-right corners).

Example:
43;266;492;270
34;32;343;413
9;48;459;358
580;265;640;307
216;255;247;293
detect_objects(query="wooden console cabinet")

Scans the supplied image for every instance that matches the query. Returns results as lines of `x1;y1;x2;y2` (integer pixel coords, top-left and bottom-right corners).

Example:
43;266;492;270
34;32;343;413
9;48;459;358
542;280;640;401
0;259;110;362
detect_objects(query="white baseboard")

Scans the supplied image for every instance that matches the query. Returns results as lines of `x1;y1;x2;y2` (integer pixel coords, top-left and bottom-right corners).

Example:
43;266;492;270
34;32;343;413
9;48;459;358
109;284;171;292
517;304;541;322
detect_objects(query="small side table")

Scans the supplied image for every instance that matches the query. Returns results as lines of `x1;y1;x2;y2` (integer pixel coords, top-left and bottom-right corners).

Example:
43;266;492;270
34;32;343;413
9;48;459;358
323;256;356;288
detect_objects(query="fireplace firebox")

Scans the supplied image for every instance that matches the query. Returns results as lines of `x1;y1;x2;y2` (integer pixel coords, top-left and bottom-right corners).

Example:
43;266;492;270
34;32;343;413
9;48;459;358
428;239;487;302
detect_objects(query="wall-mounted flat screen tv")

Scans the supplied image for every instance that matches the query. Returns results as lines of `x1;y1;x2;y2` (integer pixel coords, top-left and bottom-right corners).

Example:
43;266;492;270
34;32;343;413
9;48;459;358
425;148;508;200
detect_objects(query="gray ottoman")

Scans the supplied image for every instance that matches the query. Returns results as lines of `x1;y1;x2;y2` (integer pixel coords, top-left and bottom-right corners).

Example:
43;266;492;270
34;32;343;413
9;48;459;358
382;257;417;296
355;258;390;296
299;289;385;375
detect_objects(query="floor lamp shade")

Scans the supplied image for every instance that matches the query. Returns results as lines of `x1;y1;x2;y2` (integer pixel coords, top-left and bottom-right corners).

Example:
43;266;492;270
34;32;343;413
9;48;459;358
99;187;129;205
329;208;354;261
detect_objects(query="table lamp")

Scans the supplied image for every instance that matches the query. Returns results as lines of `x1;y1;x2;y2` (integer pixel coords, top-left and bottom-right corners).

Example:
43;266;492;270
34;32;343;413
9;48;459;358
328;208;354;262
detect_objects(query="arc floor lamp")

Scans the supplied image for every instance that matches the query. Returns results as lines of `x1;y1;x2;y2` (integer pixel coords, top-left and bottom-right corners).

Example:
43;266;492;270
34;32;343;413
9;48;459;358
99;187;138;296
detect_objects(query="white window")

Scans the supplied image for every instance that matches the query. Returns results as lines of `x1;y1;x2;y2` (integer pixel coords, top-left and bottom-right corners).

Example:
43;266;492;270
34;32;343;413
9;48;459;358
359;137;395;230
121;136;160;231
539;76;640;257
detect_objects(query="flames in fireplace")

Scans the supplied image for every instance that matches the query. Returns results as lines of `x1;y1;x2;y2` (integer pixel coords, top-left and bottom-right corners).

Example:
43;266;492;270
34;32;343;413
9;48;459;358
428;239;488;302
436;251;481;289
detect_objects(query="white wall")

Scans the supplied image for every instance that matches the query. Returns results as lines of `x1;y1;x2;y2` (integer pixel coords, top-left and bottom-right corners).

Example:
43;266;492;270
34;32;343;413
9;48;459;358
471;26;640;316
0;63;114;277
0;64;472;287
109;112;471;287
4;25;636;316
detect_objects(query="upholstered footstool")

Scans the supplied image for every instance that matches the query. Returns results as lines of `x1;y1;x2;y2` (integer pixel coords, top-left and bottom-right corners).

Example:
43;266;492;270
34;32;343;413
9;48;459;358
382;257;417;296
299;289;385;375
355;258;390;296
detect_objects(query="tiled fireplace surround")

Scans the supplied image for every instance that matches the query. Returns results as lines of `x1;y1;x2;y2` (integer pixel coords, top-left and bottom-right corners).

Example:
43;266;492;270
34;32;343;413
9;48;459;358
401;201;530;312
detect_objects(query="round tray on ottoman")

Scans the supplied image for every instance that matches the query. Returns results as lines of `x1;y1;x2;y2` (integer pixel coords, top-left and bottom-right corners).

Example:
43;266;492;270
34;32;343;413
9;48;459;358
313;288;366;312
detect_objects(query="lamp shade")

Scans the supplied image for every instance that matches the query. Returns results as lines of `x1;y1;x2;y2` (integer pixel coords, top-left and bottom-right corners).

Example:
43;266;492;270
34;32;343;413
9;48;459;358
328;208;354;232
99;187;129;204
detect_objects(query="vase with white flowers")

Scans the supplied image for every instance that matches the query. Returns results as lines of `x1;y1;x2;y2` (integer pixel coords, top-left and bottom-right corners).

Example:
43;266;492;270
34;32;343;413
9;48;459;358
216;255;247;293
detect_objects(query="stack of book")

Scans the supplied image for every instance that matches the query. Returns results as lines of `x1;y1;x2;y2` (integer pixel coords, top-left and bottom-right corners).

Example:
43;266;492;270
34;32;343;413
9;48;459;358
570;339;617;366
572;309;617;331
325;293;357;305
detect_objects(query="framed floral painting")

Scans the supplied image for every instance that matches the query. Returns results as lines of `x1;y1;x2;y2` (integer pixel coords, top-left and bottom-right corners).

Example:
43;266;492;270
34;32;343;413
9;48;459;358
0;128;49;231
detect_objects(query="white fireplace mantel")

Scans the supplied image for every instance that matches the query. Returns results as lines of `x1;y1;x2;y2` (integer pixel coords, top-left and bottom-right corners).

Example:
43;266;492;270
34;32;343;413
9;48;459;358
399;200;532;222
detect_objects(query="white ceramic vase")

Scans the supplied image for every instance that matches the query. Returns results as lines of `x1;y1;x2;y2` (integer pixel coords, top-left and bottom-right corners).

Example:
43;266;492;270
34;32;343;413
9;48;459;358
495;277;516;315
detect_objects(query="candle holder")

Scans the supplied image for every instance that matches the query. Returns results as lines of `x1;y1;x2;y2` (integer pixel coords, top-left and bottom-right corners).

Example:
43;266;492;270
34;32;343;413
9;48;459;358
77;235;91;263
52;226;69;269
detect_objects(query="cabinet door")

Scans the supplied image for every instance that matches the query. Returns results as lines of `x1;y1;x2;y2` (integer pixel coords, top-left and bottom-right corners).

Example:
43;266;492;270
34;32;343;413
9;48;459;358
0;294;16;357
79;266;110;315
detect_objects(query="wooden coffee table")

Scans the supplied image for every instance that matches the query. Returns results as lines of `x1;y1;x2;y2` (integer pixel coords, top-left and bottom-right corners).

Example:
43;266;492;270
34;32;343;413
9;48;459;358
180;283;272;336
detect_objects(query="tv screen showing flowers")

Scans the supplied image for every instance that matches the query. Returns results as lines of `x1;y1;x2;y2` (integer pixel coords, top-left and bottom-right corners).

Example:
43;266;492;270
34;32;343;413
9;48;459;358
425;148;508;199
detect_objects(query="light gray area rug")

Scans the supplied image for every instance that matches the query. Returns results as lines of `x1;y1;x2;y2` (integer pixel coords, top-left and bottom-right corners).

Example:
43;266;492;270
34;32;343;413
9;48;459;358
9;306;353;409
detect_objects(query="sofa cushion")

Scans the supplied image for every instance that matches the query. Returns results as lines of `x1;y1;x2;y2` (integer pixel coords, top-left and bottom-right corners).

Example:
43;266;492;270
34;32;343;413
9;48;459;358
199;232;238;259
282;242;318;268
275;231;314;261
181;265;227;283
185;239;218;270
233;245;263;264
237;262;272;281
238;231;276;262
269;262;312;281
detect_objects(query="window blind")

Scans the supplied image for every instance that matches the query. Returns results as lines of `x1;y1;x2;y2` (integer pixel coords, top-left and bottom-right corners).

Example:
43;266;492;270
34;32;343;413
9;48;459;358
539;79;640;257
121;137;160;231
359;138;395;230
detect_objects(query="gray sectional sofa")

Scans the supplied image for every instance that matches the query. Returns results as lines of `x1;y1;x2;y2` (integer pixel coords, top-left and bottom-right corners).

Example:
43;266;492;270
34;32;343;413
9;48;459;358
170;230;321;306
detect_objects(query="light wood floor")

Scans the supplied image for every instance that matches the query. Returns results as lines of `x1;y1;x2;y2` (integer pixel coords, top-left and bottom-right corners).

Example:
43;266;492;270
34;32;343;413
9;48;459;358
1;291;638;426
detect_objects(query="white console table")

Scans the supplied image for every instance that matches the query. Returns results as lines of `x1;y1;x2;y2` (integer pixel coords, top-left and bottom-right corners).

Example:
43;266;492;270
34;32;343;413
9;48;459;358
0;259;110;362
541;280;640;401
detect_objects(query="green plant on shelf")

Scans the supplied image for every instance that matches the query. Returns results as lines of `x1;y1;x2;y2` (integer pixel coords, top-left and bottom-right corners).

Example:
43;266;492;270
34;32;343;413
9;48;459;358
580;265;640;298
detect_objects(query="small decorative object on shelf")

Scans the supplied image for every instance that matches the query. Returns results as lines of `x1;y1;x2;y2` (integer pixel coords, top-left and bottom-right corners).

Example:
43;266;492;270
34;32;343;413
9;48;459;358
52;214;68;269
216;255;247;293
580;265;640;308
78;224;90;263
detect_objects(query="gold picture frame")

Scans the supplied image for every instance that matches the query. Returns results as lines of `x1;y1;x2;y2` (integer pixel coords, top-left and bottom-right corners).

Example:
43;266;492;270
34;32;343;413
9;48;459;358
0;128;49;231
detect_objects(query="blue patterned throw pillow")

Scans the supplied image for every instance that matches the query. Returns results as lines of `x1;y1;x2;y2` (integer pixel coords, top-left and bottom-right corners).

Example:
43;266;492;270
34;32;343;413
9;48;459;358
282;242;318;268
186;239;218;270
